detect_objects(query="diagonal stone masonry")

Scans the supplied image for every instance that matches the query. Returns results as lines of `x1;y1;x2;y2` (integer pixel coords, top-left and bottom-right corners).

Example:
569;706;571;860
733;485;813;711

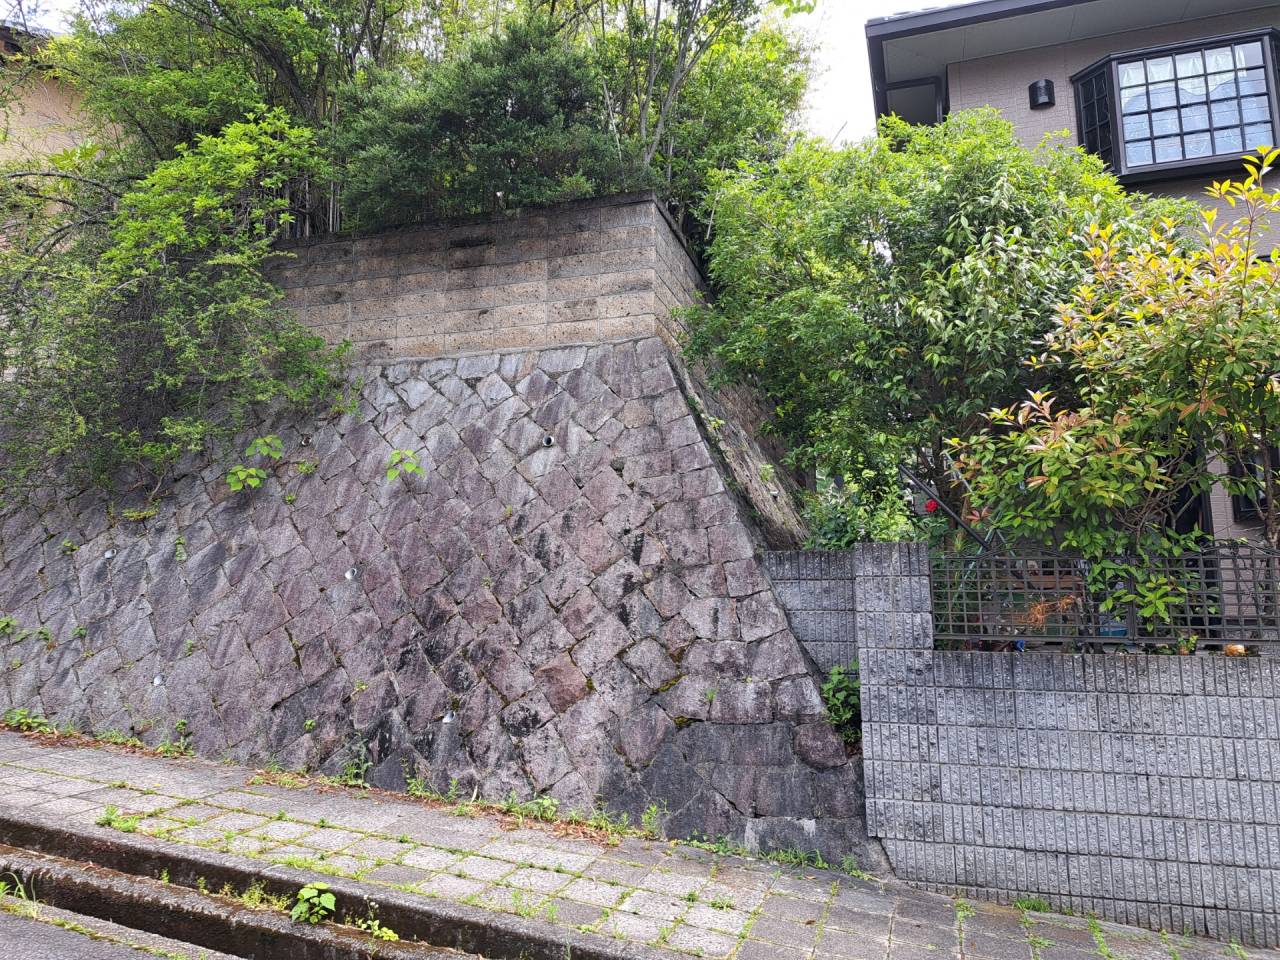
0;337;875;861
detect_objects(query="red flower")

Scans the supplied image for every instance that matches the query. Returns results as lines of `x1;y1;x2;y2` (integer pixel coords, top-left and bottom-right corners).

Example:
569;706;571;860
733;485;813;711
924;499;939;514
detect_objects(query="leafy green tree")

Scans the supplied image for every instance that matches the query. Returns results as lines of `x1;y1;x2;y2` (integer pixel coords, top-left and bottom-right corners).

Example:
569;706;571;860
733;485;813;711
0;109;349;501
958;150;1280;554
338;12;637;227
45;0;448;231
651;23;807;232
685;110;1190;537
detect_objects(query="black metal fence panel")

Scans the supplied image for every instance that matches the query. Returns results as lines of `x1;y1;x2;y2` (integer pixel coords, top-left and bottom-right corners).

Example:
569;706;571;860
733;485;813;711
930;542;1280;652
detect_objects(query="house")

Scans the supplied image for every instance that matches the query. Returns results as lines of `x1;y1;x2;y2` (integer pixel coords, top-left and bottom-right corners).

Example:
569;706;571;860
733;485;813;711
867;0;1280;544
0;21;85;162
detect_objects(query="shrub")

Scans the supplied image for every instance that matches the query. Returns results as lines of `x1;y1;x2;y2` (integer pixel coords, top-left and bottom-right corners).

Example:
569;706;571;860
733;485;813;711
958;150;1280;555
685;109;1190;540
338;12;641;229
0;111;349;500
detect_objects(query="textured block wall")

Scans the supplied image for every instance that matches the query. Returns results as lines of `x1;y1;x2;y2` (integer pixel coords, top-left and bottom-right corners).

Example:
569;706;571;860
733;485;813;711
0;337;876;862
274;193;670;359
762;552;858;672
849;544;1280;946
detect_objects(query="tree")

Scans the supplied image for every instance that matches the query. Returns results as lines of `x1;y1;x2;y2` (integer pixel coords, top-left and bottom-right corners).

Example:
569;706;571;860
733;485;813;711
46;0;447;232
0;110;350;502
958;149;1280;555
337;11;637;228
584;0;766;170
684;110;1190;539
649;22;807;232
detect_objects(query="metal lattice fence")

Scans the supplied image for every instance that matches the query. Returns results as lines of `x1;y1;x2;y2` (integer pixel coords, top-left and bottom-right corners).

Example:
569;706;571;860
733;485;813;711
930;542;1280;652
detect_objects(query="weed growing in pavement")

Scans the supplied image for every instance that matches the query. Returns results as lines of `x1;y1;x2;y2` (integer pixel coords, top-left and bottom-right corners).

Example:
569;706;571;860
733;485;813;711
351;911;400;941
2;708;52;733
955;897;977;956
333;753;371;789
99;730;146;749
509;889;559;921
840;854;874;882
155;719;193;757
500;791;560;825
0;873;40;919
640;803;664;838
96;806;142;832
291;882;336;925
1014;895;1052;912
1089;918;1116;960
219;880;289;912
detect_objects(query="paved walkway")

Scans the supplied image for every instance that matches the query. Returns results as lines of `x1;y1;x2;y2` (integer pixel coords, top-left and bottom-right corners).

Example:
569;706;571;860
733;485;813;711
0;730;1272;960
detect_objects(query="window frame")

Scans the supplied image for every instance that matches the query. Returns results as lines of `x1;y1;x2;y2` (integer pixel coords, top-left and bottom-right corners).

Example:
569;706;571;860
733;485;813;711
1071;29;1280;184
1230;446;1280;525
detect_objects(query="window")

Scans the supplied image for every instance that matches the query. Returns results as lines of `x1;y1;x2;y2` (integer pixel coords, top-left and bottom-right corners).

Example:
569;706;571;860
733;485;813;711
1230;447;1279;525
1072;31;1280;181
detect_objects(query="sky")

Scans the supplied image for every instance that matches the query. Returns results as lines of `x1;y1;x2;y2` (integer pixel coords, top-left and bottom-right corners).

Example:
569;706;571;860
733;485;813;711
16;0;973;144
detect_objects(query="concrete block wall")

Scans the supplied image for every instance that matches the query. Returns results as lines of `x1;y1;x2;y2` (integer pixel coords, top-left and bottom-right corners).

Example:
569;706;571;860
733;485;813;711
775;544;1280;946
274;193;675;361
762;551;858;672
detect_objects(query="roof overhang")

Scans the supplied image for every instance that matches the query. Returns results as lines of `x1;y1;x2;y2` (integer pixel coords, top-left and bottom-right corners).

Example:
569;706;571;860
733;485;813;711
867;0;1280;121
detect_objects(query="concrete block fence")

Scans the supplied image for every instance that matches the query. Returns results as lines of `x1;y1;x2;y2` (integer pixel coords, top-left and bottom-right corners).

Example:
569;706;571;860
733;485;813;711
818;543;1280;947
761;551;858;672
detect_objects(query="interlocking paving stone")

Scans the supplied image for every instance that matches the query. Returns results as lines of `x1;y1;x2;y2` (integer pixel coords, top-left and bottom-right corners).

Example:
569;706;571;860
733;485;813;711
504;866;570;894
560;876;628;907
0;732;1275;960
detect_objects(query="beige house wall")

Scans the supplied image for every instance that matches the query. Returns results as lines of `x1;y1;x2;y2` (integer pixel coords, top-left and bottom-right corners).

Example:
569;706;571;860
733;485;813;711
947;6;1280;242
0;71;86;161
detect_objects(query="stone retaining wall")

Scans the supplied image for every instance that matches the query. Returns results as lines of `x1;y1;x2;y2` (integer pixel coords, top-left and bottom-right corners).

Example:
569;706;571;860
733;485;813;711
844;543;1280;946
0;337;874;862
275;193;673;360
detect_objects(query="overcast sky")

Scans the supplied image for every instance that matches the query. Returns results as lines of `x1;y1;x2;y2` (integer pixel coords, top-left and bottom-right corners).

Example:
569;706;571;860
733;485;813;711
17;0;971;144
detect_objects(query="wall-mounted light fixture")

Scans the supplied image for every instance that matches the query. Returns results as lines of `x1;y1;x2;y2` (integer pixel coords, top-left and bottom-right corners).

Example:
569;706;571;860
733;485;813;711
1029;79;1055;110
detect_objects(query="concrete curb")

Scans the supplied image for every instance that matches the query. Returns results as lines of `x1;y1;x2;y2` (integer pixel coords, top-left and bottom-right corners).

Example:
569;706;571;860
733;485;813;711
0;844;457;959
0;806;672;960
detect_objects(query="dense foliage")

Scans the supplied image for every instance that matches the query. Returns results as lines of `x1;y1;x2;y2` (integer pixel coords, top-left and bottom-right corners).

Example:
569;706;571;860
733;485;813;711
340;4;808;229
338;14;636;228
0;110;350;499
685;110;1191;547
0;0;807;499
959;150;1280;554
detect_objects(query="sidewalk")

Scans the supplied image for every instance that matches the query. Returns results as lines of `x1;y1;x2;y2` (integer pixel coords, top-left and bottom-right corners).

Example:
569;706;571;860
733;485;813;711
0;729;1269;960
